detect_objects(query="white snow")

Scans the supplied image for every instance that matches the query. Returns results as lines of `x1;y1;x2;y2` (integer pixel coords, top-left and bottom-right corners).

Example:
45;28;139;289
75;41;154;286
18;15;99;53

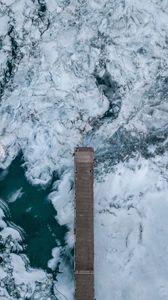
0;0;168;299
0;144;6;161
11;254;46;285
95;157;168;300
0;15;8;36
49;172;74;228
48;247;61;271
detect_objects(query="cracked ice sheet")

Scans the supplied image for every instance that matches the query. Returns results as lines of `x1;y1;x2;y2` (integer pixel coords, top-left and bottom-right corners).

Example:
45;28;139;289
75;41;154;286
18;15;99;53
0;0;168;299
0;0;168;180
95;156;168;300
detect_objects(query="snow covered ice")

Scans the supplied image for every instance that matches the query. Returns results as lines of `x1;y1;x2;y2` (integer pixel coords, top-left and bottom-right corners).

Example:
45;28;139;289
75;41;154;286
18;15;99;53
0;0;168;299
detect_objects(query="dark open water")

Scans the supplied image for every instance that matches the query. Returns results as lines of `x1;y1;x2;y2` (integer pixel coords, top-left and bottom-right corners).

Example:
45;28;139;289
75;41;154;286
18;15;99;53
0;155;67;271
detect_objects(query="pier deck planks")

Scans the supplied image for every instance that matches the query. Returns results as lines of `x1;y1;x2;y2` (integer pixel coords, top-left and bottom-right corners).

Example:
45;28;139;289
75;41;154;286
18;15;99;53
74;147;94;300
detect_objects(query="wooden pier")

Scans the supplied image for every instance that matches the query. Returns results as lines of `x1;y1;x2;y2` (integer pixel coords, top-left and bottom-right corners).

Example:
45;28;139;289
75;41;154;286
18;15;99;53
74;147;94;300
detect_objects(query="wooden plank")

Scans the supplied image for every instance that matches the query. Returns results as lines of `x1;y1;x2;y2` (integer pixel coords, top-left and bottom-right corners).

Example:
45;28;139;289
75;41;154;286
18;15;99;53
75;272;94;300
74;147;94;300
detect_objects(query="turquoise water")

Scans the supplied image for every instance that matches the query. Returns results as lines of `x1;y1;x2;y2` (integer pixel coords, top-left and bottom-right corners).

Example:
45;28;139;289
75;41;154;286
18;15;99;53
0;155;67;271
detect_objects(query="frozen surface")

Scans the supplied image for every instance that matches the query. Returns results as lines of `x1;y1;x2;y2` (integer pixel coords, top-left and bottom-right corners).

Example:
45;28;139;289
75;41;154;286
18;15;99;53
95;156;168;300
0;0;168;299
